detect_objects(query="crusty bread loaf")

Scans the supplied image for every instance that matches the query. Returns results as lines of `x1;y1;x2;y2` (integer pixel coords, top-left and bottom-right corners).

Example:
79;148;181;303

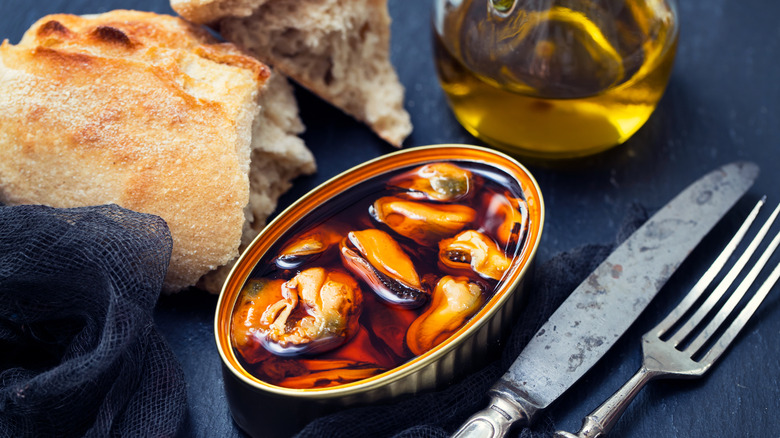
0;10;315;293
171;0;413;147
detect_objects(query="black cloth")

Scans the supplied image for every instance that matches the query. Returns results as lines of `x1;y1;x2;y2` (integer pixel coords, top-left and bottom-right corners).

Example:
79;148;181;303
296;205;649;438
0;204;187;437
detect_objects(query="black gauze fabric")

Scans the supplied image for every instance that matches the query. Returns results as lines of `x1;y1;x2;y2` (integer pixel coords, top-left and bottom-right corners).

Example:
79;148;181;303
296;205;648;438
0;204;187;437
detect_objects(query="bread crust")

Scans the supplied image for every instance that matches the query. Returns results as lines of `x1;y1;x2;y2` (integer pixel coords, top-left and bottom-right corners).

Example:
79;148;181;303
0;10;272;292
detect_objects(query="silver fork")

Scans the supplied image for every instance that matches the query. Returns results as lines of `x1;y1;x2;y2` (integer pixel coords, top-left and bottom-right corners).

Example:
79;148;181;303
555;197;780;438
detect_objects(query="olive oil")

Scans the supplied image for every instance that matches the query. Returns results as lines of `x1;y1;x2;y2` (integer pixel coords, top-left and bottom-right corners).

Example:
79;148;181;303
433;0;678;159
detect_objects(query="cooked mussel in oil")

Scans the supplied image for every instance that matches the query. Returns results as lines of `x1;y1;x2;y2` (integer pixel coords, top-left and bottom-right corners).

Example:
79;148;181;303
258;267;363;357
484;192;529;250
275;225;343;269
389;162;473;201
439;230;512;280
370;196;476;246
340;229;429;308
259;355;387;390
406;276;484;356
231;278;286;364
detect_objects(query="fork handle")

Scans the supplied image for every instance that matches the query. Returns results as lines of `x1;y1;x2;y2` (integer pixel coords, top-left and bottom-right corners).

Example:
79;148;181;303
554;366;659;438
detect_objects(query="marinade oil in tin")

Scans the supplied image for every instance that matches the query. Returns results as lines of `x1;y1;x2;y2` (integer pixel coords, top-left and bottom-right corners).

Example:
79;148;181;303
230;161;529;389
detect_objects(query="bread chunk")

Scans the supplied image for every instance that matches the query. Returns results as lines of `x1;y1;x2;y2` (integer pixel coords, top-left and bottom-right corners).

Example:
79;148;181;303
0;10;315;293
172;0;413;147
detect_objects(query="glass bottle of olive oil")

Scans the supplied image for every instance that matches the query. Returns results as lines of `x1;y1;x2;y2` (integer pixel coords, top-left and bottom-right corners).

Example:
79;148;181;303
433;0;678;159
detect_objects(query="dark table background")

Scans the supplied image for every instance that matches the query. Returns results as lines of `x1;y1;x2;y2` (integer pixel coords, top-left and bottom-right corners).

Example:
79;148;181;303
3;0;779;436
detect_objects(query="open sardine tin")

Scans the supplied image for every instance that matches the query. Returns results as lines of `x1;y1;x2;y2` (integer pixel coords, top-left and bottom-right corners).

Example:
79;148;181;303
216;144;545;437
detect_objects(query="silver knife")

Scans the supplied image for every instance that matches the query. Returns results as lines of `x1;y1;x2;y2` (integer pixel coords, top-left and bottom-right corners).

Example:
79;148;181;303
452;161;759;437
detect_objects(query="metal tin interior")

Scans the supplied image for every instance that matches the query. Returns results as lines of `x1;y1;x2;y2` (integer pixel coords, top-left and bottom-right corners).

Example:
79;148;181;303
215;144;545;436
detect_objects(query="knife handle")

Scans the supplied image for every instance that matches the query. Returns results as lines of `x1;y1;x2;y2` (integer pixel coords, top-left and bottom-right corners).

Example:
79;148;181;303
451;393;531;438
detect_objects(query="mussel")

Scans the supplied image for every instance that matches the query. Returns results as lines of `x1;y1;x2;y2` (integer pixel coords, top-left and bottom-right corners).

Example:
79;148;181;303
389;162;473;201
370;196;477;246
260;267;363;356
484;192;528;251
272;358;386;389
257;327;393;389
439;230;512;281
275;225;343;269
340;229;429;308
406;276;484;356
231;278;286;363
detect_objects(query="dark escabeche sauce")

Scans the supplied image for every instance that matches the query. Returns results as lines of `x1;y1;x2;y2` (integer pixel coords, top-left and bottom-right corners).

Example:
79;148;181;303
231;160;529;389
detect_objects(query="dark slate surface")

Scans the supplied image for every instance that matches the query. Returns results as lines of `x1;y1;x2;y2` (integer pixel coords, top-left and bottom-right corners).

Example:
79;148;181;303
3;0;779;437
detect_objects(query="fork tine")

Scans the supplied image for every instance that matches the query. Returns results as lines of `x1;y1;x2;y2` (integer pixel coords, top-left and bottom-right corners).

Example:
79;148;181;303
686;227;780;358
653;198;765;338
667;202;780;347
700;257;780;366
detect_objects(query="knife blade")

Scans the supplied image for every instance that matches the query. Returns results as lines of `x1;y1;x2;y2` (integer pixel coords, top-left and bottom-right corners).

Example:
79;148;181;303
452;161;759;438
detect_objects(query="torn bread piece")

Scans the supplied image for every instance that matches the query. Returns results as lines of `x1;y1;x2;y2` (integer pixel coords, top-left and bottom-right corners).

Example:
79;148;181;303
172;0;413;147
0;10;315;293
